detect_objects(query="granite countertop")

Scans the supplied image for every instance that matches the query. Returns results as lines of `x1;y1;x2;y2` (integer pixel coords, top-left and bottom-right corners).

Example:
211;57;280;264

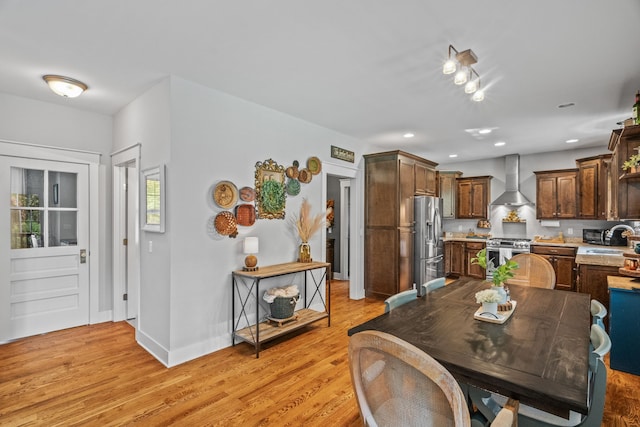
442;234;628;267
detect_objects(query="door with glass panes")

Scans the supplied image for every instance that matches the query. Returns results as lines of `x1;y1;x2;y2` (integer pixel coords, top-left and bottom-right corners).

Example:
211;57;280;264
0;156;89;341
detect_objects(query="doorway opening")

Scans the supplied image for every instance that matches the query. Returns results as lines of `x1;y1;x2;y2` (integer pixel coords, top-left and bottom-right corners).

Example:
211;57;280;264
322;161;362;300
111;144;140;323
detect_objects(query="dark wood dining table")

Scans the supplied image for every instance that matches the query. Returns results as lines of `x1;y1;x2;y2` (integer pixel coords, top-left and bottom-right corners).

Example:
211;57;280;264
348;277;591;418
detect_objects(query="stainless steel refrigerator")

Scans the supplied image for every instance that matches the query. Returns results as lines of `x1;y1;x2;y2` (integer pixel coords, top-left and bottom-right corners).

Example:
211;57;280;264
414;196;444;296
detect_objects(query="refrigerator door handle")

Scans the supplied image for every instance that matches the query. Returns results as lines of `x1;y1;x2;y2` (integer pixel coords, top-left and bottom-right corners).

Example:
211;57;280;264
426;255;444;263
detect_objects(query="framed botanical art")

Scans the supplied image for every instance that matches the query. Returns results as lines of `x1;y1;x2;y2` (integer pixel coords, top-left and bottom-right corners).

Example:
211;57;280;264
255;159;286;219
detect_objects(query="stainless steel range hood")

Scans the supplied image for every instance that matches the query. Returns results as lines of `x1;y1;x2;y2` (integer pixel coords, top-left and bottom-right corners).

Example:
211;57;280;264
491;154;534;206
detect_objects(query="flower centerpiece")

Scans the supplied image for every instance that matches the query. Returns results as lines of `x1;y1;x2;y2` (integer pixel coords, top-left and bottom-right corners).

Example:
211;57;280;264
291;198;326;262
475;288;502;315
471;248;519;303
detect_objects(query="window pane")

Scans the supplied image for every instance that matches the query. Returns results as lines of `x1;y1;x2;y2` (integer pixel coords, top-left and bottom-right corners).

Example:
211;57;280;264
48;171;77;208
11;209;42;249
10;167;43;207
146;175;161;225
48;211;77;247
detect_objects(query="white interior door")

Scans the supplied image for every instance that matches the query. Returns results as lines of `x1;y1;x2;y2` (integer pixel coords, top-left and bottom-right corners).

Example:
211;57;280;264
0;156;89;341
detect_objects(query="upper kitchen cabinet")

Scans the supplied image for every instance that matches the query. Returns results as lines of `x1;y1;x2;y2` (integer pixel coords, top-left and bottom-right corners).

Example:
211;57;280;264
610;125;640;219
363;150;438;298
439;171;462;218
456;176;492;219
534;169;578;219
414;161;438;196
576;154;611;220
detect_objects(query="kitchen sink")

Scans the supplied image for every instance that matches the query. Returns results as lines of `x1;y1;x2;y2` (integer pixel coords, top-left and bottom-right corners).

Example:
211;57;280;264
577;247;624;256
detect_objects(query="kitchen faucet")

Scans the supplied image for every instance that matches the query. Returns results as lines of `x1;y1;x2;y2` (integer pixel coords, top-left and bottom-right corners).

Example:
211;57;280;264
607;224;635;237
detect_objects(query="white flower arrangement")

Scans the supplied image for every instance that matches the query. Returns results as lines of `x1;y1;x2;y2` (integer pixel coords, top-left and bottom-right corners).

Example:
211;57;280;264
475;289;502;304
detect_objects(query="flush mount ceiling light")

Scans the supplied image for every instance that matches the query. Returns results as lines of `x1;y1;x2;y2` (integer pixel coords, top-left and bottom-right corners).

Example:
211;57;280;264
442;44;485;102
42;75;88;98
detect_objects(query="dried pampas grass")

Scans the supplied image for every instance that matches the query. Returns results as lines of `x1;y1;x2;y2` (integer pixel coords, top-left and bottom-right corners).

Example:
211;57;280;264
292;198;326;242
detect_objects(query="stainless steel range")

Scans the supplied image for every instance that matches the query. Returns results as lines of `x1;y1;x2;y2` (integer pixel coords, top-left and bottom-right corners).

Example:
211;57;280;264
485;237;531;279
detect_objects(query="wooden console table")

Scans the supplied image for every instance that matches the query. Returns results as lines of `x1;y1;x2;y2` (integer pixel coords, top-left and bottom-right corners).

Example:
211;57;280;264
232;261;331;358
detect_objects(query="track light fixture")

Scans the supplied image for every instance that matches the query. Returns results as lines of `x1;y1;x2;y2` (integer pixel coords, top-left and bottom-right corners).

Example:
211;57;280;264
443;45;484;102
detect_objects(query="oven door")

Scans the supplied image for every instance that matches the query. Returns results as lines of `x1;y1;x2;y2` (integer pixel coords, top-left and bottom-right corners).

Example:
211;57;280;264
486;247;527;278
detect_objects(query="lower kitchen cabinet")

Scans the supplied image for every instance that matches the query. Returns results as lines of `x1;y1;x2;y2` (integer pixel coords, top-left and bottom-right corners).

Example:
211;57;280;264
445;241;465;276
531;245;577;291
445;240;484;279
608;277;640;375
577;264;621;330
465;242;486;279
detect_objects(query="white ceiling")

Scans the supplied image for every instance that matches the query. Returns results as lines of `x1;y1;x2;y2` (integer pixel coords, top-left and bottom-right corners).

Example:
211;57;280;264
1;0;639;163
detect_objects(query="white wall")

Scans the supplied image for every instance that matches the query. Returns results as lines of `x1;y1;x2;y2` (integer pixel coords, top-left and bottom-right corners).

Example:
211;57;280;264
115;76;361;366
113;79;173;355
0;92;114;313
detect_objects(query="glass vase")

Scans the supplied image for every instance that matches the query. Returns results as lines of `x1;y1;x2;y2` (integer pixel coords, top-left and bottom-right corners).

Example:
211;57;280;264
298;242;312;263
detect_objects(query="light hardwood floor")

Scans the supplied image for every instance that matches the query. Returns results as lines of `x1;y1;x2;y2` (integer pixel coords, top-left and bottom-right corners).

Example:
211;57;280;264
1;280;638;426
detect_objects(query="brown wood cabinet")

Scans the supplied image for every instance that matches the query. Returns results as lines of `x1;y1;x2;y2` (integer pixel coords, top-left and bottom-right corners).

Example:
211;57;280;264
531;245;577;291
439;171;462;218
534;169;578;219
364;150;438;298
577;264;622;330
609;125;640;220
576;154;611;219
465;242;486;279
445;240;484;279
456;176;492;219
415;162;437;196
445;241;465;276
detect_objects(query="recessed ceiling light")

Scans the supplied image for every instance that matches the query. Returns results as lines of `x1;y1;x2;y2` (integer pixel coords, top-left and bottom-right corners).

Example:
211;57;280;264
449;154;458;158
566;139;579;144
494;142;506;147
478;128;492;135
558;103;575;109
403;133;415;138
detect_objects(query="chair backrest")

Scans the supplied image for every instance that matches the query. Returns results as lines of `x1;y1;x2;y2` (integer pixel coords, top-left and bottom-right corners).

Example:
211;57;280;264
590;323;611;359
504;253;556;289
590;299;607;330
348;330;471;427
384;289;417;313
421;277;445;295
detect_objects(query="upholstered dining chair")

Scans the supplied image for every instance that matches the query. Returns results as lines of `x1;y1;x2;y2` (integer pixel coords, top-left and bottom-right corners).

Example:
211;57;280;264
469;357;606;427
590;299;607;330
383;289;417;313
421;277;446;295
469;324;610;427
348;330;519;427
504;253;556;289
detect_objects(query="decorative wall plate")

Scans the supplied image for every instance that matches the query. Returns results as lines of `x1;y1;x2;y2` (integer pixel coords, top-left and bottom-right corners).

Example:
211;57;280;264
286;178;301;196
235;204;256;226
213;181;238;209
286;166;299;179
298;168;312;183
307;156;322;175
214;211;238;237
239;186;255;202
